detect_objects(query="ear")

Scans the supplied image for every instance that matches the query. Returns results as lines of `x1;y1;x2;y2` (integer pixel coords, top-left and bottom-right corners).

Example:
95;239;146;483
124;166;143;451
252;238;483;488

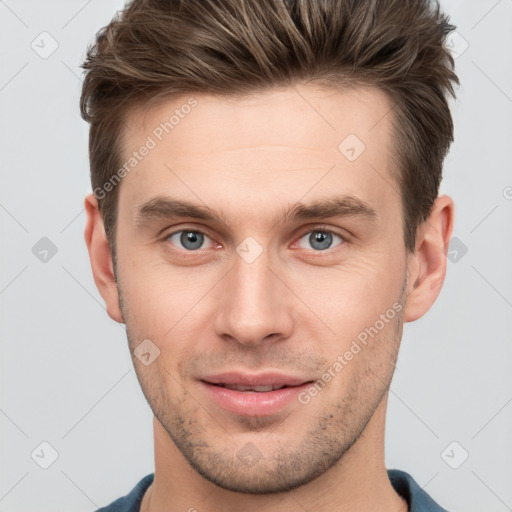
84;194;124;324
403;195;455;322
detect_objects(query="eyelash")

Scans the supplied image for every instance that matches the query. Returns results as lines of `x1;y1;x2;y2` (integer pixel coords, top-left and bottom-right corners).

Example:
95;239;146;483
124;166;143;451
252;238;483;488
293;226;346;254
162;225;347;255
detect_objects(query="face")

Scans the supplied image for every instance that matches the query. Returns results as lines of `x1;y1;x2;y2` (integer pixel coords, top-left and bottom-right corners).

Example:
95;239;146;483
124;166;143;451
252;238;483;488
114;85;409;493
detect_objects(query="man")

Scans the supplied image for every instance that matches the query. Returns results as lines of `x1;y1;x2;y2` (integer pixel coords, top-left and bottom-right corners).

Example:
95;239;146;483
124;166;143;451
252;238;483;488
81;0;459;510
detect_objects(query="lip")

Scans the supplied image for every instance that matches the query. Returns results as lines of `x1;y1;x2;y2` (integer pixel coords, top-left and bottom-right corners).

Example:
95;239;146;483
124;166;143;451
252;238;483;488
201;371;310;387
199;371;313;416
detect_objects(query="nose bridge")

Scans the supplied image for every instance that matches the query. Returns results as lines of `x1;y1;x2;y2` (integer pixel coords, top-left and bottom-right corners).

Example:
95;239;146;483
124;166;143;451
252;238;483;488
214;244;293;346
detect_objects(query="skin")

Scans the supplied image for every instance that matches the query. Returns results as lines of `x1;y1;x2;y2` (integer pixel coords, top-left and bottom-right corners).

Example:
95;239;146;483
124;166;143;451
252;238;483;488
84;84;454;512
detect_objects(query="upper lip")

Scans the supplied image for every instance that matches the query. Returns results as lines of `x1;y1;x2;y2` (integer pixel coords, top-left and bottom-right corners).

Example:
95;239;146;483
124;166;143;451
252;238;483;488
201;371;312;387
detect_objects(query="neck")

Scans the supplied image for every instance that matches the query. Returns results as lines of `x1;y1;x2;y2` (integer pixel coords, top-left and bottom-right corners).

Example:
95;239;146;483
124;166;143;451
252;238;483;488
143;395;407;512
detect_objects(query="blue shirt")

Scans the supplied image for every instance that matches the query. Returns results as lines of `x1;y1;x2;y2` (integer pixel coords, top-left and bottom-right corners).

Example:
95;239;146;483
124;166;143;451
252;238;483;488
95;469;449;511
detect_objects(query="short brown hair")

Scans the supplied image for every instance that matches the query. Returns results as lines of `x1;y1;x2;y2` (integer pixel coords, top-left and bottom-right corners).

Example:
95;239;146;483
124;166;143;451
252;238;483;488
80;0;459;262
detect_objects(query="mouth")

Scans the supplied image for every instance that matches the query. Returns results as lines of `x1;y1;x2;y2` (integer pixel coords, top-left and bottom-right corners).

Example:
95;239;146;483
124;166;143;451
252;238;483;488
201;371;311;388
206;383;299;392
198;372;314;416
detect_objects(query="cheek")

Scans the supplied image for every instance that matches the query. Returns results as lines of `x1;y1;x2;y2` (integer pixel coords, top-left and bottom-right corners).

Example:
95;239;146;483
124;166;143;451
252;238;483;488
119;254;204;325
291;253;403;333
119;266;216;374
119;226;405;343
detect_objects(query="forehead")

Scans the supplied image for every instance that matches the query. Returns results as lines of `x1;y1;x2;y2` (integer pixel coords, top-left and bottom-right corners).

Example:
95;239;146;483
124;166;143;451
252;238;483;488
118;84;397;226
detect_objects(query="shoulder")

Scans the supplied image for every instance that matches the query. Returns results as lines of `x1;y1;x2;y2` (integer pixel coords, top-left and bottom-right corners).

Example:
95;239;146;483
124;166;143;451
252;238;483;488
94;473;154;512
94;470;449;511
388;469;450;512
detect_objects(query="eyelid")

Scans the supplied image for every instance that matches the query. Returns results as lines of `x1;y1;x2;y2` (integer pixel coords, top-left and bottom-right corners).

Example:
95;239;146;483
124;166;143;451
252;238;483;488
163;226;218;250
294;224;348;239
293;224;347;251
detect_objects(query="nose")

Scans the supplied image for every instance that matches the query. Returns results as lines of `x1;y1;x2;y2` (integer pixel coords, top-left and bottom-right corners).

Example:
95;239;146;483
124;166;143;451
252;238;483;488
213;247;294;348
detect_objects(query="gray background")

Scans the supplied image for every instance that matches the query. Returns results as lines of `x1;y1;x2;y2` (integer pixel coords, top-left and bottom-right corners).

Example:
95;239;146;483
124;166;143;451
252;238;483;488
1;0;511;510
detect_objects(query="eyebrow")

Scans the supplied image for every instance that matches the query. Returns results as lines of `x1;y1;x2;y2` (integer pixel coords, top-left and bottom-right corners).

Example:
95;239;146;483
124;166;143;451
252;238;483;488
134;194;376;229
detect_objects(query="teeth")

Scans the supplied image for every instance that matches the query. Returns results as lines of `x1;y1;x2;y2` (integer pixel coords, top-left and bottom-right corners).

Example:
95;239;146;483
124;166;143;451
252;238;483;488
221;384;286;392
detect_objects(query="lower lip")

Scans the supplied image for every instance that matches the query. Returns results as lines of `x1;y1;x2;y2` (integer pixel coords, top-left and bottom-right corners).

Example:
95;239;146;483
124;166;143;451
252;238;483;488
199;381;312;416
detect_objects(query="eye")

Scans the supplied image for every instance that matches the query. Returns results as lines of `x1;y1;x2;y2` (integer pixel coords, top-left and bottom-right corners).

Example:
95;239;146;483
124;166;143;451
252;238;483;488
296;229;344;251
165;230;214;251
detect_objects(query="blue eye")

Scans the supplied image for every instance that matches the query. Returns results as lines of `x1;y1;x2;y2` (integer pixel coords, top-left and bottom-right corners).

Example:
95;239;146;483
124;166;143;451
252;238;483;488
297;230;344;251
164;227;344;254
167;230;209;250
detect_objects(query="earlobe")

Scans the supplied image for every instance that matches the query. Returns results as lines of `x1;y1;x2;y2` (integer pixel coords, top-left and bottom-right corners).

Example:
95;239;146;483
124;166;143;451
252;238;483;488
84;194;125;324
403;195;455;323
